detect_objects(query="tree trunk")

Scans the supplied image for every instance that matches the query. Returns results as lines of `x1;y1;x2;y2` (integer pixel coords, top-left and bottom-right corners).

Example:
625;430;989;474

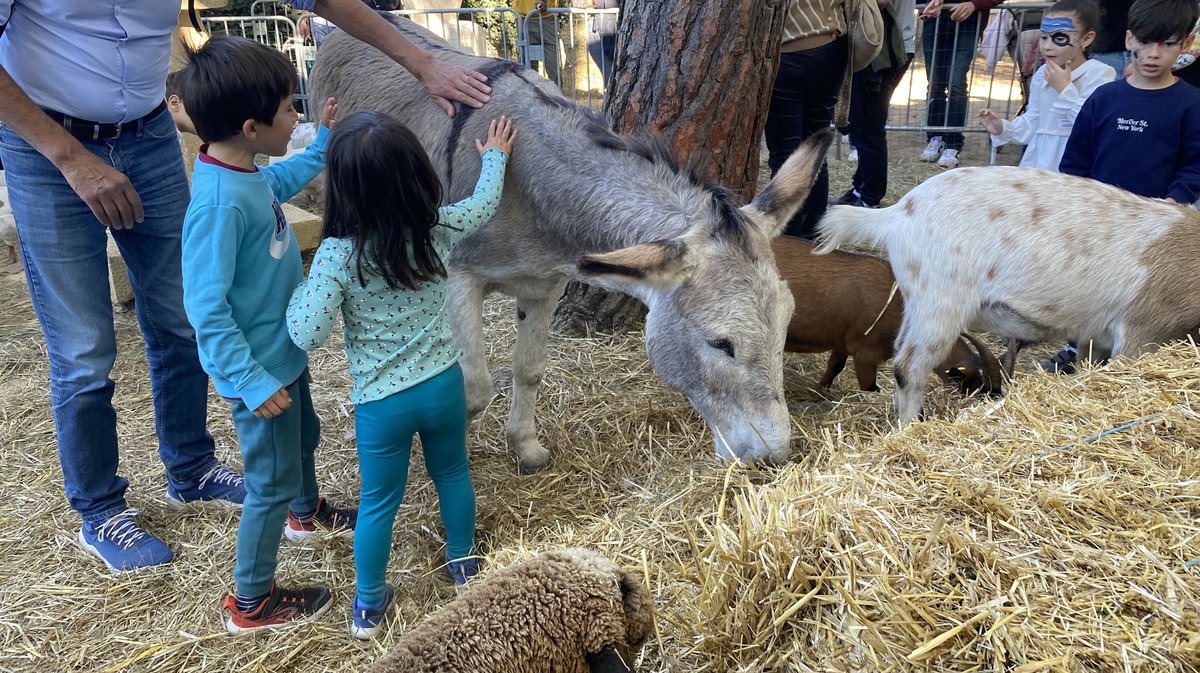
552;0;788;336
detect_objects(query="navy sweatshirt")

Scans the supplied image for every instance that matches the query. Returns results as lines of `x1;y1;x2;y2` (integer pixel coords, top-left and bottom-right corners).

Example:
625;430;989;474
1059;77;1200;203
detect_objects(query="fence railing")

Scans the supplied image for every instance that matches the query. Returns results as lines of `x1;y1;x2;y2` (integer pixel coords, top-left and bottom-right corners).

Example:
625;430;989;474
205;3;1057;163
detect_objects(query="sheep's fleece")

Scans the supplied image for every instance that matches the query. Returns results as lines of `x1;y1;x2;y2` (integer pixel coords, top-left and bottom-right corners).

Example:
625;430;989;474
370;548;654;673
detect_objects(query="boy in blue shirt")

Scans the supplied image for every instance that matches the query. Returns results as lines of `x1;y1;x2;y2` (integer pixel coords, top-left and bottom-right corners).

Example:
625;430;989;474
176;36;355;632
1047;0;1200;373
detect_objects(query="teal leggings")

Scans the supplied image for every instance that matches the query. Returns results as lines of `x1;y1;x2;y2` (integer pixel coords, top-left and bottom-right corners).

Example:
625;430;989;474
354;363;475;604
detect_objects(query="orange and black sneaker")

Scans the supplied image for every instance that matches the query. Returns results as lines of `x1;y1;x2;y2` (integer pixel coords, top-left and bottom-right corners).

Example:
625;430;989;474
222;582;333;634
284;497;357;541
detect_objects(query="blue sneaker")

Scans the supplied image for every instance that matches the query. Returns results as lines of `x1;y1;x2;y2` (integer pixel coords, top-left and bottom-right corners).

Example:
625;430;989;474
349;584;394;641
78;509;174;573
446;556;480;586
165;463;246;508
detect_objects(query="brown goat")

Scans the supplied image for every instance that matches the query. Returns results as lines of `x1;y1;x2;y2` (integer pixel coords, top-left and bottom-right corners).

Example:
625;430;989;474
773;236;1002;394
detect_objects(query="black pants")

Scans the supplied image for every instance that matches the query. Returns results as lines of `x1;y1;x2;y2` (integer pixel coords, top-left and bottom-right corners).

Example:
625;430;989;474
846;54;914;206
764;36;847;239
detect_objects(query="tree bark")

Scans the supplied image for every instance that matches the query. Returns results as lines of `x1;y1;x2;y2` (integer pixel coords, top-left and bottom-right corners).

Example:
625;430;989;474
551;0;788;336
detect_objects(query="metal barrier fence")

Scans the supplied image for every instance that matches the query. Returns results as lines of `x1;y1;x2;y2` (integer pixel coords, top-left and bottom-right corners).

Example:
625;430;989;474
891;2;1053;164
205;3;1056;163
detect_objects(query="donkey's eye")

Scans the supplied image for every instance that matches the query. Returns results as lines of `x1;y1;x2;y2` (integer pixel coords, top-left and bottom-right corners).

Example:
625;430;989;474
707;338;735;358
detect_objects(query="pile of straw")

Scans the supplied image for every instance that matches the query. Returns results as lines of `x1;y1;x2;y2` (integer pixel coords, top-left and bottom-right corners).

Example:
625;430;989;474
1;222;1198;672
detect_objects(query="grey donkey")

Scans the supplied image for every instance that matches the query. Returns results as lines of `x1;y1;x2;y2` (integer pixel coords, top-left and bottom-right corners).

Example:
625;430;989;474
310;16;833;472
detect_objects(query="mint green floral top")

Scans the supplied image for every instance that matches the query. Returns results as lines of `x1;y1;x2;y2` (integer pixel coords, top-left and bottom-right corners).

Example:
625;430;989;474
286;148;509;404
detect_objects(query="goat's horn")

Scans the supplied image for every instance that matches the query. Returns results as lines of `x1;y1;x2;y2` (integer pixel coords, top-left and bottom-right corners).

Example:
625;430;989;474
962;332;1004;397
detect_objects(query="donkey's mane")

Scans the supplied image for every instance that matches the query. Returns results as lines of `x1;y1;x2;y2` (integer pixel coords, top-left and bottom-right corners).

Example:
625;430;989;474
581;119;751;244
372;12;752;243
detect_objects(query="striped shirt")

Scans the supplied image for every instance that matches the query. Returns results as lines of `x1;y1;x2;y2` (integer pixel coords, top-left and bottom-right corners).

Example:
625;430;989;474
781;0;848;53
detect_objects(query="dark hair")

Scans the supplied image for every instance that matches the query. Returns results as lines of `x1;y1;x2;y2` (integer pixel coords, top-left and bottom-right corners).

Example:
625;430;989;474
1048;0;1102;50
175;35;298;143
322;111;448;291
165;70;182;98
1128;0;1200;44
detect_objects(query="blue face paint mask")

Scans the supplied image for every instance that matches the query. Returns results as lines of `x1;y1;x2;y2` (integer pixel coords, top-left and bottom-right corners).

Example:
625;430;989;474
1041;17;1078;47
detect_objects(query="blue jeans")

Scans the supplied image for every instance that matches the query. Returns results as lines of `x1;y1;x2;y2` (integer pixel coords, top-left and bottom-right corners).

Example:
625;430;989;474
230;371;321;597
765;36;848;238
0;109;217;524
922;11;981;151
1091;50;1131;77
354;364;474;604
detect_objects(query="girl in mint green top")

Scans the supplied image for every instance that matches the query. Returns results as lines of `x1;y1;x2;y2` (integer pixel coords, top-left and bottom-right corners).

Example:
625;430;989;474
286;111;517;641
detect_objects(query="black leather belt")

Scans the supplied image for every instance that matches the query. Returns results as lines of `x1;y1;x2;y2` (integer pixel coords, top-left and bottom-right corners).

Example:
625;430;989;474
44;100;168;142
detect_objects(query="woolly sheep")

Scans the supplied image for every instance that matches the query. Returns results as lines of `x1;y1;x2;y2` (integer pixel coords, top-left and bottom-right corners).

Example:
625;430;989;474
370;548;653;673
815;166;1200;422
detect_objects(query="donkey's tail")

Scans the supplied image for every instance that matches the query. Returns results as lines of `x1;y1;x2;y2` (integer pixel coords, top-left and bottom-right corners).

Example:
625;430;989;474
812;204;900;255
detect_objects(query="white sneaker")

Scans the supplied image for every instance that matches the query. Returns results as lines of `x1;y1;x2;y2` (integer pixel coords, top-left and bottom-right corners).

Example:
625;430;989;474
936;148;960;168
920;136;945;162
847;146;858;162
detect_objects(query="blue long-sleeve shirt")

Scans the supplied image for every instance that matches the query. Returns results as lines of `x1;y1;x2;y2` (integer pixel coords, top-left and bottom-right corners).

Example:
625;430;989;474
1058;77;1200;203
286;148;508;404
182;124;331;412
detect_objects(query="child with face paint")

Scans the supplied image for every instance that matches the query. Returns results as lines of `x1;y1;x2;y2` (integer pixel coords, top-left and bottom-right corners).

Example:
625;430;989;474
1043;0;1200;375
979;0;1115;169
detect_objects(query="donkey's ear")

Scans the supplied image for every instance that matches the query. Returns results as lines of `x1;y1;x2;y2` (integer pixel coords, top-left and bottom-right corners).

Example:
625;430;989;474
576;239;691;297
742;128;834;238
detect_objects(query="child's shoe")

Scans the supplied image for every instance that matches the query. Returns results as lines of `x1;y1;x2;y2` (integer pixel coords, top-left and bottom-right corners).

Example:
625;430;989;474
446;556;480;586
284;497;357;541
936;148;960;169
165;463;246;508
78;509;174;573
349;584;394;641
1042;344;1078;375
847;145;858;162
920;136;945;162
222;581;333;634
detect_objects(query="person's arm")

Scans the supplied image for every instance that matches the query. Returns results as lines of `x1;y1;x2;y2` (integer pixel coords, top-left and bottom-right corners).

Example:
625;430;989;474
1166;103;1200;204
0;65;143;228
291;0;491;116
287;239;347;351
262;122;332;203
440;148;510;247
181;205;285;412
993;67;1044;145
1057;95;1096;177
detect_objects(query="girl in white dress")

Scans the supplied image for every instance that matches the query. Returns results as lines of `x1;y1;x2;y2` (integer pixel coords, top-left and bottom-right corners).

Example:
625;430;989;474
979;0;1116;170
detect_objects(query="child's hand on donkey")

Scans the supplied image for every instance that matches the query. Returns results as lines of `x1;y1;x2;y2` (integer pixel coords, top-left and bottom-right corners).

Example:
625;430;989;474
476;115;517;155
320;97;339;131
254;387;293;419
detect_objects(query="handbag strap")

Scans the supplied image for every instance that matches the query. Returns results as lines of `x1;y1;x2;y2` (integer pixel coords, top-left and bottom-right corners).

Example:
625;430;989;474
834;0;858;127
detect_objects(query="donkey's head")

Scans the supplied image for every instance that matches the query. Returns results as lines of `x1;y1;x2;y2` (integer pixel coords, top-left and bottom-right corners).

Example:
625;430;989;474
577;130;834;465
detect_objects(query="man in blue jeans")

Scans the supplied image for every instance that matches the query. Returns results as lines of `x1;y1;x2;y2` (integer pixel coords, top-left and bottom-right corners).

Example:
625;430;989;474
0;0;490;573
918;0;1003;168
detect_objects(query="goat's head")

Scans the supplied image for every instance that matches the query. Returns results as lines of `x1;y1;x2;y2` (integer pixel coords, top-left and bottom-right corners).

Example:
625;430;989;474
938;333;1005;397
576;130;833;465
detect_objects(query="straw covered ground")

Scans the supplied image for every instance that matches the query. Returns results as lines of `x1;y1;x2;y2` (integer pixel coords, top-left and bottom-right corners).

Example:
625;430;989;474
3;152;1200;673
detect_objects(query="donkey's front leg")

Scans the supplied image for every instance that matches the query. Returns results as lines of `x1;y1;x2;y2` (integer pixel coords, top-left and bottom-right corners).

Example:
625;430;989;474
446;271;493;417
508;289;562;474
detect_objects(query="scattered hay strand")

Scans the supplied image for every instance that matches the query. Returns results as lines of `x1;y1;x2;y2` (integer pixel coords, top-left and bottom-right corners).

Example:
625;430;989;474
2;217;1199;671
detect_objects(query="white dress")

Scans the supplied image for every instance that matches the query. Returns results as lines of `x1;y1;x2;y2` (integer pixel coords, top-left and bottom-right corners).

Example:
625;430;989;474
991;58;1117;170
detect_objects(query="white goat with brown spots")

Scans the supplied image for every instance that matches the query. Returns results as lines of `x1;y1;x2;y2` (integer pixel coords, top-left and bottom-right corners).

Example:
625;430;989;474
815;166;1200;422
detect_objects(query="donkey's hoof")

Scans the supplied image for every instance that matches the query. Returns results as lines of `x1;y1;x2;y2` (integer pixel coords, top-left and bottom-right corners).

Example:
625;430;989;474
514;442;551;475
